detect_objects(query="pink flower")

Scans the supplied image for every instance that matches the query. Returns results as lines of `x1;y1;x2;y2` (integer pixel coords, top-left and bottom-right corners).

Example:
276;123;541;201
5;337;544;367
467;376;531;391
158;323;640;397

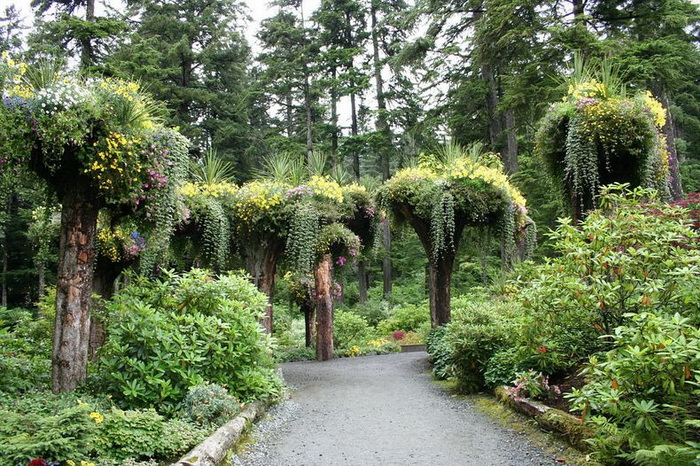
336;256;346;266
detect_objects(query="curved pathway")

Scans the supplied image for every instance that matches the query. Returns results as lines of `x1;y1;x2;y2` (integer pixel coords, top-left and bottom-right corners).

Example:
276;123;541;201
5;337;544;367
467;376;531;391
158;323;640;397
235;352;560;465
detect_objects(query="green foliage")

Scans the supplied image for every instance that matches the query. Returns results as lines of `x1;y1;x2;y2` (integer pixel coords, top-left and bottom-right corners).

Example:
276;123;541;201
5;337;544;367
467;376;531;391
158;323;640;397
98;269;281;414
183;383;240;427
333;310;374;349
516;185;700;378
0;293;54;392
96;408;164;461
0;402;96;465
536;59;671;214
443;297;517;393
426;325;453;380
376;303;430;335
0;390;208;465
566;312;700;465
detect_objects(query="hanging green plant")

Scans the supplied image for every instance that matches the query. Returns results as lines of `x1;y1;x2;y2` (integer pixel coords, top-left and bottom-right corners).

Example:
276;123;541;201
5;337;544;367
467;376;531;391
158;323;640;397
536;59;670;218
379;146;529;325
286;203;320;273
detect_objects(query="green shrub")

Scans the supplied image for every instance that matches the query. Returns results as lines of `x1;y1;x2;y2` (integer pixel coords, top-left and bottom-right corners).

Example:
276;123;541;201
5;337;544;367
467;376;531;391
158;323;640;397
347;297;390;327
333;310;373;349
567;312;700;465
513;186;700;376
0;297;55;392
445;299;516;393
157;418;208;460
96;408;165;461
183;383;240;427
483;347;522;388
98;269;281;414
0;403;97;465
377;302;430;335
426;325;453;380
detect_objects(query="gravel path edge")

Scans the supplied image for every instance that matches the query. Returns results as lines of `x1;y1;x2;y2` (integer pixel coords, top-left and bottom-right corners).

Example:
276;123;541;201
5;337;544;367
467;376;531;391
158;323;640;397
171;398;274;466
494;386;593;450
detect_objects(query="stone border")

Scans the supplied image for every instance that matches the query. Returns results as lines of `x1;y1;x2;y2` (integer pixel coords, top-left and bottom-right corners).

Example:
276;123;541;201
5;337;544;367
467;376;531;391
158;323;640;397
171;399;271;466
494;386;593;450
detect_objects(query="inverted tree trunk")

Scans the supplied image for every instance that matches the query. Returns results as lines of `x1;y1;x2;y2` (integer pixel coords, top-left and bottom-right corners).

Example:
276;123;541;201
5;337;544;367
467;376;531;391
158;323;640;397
244;240;283;333
381;219;392;299
428;254;455;326
314;254;334;361
52;184;100;393
303;302;314;347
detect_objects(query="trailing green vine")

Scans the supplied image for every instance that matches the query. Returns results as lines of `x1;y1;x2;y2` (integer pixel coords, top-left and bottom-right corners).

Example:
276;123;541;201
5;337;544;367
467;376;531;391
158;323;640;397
430;192;456;263
536;58;670;217
286;203;320;273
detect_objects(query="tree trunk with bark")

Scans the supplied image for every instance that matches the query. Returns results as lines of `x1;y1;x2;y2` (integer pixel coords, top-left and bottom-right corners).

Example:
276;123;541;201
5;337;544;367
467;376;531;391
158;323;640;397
504;109;518;174
428;254;455;326
314;254;334;361
303;301;314;347
243;240;284;333
395;204;465;327
52;184;100;393
381;219;392;299
79;0;96;70
371;2;393;299
656;89;683;199
1;194;8;308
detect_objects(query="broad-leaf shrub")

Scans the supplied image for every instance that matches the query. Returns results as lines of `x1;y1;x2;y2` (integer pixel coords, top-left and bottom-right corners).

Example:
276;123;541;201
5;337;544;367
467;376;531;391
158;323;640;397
377;302;431;336
515;185;700;378
98;269;281;414
567;312;700;464
442;298;517;393
333;310;374;349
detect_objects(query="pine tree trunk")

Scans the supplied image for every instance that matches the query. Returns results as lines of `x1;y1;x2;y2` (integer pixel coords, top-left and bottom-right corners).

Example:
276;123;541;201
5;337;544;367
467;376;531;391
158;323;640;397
381;219;392;299
371;2;393;299
286;94;294;138
79;0;96;70
657;89;683;199
482;63;503;156
504;109;518;174
1;195;8;308
331;67;339;161
358;261;368;304
314;254;334;361
52;185;100;393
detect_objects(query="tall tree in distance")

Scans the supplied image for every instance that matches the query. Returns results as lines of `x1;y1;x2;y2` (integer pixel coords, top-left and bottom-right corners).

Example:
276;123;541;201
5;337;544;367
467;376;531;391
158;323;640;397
108;0;255;177
256;1;319;156
29;0;126;71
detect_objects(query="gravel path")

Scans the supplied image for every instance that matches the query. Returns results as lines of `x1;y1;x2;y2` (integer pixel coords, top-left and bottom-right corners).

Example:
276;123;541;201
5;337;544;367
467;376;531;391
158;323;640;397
233;352;560;466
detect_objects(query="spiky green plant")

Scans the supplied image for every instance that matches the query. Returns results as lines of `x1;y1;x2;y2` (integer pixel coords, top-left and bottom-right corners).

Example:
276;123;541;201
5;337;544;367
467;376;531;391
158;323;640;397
191;149;237;185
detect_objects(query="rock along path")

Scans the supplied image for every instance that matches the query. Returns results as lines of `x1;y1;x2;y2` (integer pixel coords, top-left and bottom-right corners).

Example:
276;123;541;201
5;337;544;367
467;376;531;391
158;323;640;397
234;352;560;466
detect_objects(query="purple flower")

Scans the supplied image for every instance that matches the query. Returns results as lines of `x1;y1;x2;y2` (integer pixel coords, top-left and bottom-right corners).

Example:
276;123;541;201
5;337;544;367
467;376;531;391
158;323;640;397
336;256;346;266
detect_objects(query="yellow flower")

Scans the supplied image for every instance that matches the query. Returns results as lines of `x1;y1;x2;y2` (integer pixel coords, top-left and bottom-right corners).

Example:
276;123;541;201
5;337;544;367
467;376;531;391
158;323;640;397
308;175;344;203
89;411;104;424
643;91;666;128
